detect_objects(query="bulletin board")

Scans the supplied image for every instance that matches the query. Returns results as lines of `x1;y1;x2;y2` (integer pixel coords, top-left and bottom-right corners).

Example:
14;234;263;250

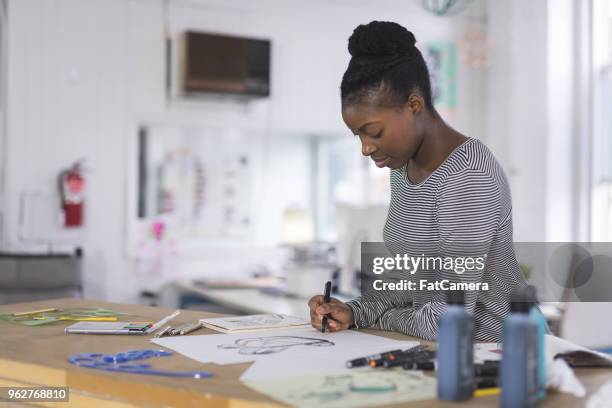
126;123;262;263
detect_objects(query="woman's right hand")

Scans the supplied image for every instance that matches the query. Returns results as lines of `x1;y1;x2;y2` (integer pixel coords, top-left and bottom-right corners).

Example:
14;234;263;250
308;295;355;332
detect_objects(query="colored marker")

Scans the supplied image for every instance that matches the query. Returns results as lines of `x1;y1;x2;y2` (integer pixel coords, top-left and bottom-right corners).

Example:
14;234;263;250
370;345;426;368
346;349;403;368
382;348;435;368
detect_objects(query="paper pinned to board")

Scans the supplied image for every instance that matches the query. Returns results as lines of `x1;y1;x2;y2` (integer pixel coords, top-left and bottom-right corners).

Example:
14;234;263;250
151;327;419;367
244;368;436;408
200;314;310;333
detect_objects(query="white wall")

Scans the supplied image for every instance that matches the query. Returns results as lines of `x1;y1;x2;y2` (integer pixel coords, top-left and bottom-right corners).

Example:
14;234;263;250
2;0;487;303
546;0;575;242
486;0;549;242
485;0;585;242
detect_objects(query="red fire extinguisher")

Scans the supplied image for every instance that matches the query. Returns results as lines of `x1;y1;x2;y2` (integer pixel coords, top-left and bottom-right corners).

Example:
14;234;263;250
58;161;85;228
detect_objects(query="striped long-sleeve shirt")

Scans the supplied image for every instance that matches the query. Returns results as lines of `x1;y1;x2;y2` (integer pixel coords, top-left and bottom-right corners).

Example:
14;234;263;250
346;137;526;342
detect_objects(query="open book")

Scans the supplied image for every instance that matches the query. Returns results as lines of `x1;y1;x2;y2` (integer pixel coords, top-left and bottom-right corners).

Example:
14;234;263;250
200;314;310;334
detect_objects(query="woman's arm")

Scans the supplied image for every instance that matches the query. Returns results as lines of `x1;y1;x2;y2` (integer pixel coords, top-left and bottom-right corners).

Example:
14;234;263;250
354;168;506;339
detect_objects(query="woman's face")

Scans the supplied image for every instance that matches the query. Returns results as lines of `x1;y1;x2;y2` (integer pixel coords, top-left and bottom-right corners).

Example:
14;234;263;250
342;99;422;170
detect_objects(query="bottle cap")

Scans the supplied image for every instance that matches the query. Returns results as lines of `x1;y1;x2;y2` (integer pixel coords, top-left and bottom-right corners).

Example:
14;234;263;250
447;290;465;305
510;289;531;313
524;285;538;308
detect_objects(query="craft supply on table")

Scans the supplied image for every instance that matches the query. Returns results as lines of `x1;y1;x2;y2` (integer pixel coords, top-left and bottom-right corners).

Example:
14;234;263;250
500;289;539;407
154;322;203;338
244;369;436;408
526;286;547;399
66;321;155;335
474;387;501;398
475;376;499;389
146;310;181;334
474;361;499;377
0;308;129;326
437;290;475;402
346;349;402;368
40;316;118;322
402;360;436;371
68;349;213;378
12;308;58;316
200;314;310;334
64;310;181;335
379;346;432;368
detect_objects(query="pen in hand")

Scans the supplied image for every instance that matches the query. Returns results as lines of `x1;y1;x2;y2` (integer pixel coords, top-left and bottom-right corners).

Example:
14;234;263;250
321;281;332;333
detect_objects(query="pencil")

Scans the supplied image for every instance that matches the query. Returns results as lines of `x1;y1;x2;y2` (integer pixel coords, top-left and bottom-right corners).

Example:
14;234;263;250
146;310;181;334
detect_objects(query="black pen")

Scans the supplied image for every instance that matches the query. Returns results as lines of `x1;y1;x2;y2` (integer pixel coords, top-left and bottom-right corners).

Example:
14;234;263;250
321;281;332;333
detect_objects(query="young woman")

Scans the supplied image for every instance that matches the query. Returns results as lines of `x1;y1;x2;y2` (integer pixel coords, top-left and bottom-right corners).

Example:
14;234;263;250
308;21;526;342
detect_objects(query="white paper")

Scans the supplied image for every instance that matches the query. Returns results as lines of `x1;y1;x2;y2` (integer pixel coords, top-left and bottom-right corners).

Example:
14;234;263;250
244;368;436;408
240;343;419;381
151;327;419;367
547;358;586;398
473;342;503;363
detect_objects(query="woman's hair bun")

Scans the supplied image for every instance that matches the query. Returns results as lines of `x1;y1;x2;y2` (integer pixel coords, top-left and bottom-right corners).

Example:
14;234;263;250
348;21;416;58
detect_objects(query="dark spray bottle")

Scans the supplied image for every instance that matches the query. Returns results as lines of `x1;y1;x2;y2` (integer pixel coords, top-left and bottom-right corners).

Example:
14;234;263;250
437;290;475;401
501;289;540;407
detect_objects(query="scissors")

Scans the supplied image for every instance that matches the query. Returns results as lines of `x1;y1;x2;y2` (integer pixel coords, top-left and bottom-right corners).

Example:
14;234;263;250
68;349;213;378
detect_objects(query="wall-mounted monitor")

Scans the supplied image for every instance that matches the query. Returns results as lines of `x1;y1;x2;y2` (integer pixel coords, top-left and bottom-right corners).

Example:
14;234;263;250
182;31;271;97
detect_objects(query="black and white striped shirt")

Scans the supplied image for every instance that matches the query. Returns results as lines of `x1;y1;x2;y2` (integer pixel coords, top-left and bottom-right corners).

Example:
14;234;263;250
346;137;526;342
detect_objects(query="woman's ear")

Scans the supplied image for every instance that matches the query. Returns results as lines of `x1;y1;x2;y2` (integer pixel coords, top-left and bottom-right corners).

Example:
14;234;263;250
406;93;424;115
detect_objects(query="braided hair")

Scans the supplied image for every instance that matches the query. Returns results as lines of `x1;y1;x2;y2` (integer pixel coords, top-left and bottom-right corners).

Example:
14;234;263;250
341;21;434;110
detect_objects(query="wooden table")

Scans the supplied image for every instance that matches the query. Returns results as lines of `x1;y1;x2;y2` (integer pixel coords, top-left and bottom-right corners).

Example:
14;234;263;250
0;298;609;407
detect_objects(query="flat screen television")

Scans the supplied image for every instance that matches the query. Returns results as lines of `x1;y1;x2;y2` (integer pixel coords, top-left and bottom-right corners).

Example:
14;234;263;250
182;31;271;97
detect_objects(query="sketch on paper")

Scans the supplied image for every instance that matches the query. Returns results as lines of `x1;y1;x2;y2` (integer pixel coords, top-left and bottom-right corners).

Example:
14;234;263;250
292;374;399;403
152;327;419;368
218;336;335;355
245;369;436;408
225;314;295;326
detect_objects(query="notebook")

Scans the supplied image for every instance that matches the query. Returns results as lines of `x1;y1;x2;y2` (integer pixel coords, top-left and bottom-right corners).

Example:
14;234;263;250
199;314;310;334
